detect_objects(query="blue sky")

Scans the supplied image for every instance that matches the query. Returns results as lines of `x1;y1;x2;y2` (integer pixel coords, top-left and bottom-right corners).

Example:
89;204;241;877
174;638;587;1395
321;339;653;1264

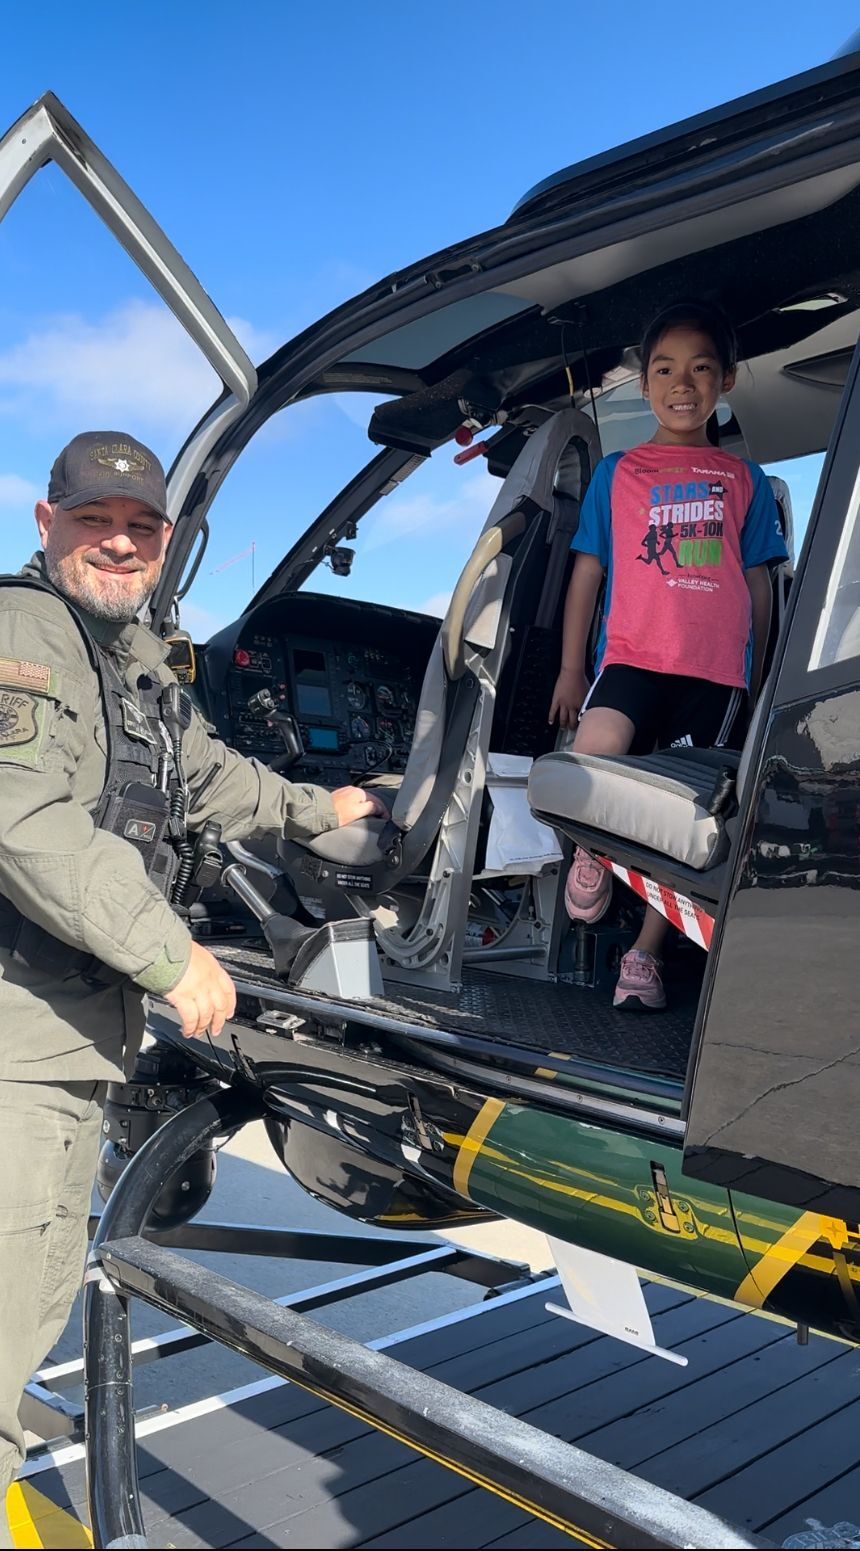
1;2;856;634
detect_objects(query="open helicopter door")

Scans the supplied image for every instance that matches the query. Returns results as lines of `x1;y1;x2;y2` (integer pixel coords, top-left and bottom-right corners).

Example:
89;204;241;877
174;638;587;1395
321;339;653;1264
682;335;860;1221
0;93;257;563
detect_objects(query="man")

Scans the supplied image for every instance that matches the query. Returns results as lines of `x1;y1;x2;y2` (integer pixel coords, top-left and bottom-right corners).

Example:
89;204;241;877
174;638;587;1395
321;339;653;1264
0;431;383;1543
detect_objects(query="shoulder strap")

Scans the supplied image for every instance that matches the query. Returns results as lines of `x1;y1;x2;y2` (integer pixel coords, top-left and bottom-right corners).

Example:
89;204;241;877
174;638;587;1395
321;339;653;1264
0;574;117;799
0;574;102;670
0;575;166;783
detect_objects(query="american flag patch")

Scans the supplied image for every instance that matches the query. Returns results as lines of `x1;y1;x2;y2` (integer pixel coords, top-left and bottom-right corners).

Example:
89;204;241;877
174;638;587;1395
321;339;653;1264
0;659;52;694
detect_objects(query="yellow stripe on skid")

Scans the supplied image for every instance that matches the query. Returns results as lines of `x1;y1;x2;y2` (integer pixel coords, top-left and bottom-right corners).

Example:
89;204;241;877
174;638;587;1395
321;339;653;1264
734;1210;825;1308
6;1481;92;1549
452;1098;506;1199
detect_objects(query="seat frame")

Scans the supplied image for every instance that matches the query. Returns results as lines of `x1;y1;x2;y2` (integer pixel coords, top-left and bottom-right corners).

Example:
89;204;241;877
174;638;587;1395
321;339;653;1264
279;407;602;991
278;508;556;991
531;808;728;915
357;512;560;991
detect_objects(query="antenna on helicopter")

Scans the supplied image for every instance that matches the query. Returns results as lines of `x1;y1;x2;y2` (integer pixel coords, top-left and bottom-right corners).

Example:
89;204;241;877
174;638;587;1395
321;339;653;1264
209;541;256;589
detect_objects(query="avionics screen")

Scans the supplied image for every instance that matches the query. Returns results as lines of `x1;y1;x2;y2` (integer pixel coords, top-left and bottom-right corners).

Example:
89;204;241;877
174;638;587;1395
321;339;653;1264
293;646;331;717
296;683;332;716
293;648;326;675
306;726;339;751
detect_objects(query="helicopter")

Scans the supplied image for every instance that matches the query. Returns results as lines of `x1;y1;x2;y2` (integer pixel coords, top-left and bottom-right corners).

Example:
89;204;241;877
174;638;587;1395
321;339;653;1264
3;35;860;1373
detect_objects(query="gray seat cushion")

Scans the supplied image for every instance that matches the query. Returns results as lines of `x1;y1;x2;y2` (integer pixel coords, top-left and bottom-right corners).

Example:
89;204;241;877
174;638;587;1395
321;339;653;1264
303;815;397;866
302;780;401;865
528;747;739;871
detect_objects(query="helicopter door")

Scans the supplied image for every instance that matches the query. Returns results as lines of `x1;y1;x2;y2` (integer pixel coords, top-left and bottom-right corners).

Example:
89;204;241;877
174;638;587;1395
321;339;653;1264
0;93;257;521
682;336;860;1219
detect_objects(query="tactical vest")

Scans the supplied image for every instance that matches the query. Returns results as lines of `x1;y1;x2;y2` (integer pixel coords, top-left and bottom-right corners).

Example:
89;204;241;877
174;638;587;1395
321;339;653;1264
0;576;181;984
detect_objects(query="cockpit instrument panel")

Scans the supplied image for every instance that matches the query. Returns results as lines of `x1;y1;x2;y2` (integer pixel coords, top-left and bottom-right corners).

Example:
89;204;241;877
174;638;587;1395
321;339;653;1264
198;594;439;787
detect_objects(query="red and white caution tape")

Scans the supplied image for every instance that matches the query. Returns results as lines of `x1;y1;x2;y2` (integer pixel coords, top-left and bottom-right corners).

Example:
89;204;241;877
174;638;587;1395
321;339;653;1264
597;857;714;949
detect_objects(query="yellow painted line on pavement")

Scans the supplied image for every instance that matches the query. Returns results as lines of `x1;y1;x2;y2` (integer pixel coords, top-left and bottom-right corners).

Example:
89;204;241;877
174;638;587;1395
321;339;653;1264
283;1371;612;1547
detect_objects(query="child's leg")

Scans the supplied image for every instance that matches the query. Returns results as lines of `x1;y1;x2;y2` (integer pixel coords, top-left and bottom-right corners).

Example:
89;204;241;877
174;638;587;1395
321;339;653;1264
572;707;635;757
564;707;637;922
561;675;668;1005
632;906;669;959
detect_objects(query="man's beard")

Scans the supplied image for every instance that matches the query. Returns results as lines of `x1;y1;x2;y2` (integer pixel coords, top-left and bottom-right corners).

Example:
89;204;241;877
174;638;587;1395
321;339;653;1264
45;544;160;622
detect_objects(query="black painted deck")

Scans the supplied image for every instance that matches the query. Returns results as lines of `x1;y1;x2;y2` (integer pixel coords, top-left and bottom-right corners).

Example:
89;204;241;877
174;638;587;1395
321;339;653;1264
21;1278;860;1549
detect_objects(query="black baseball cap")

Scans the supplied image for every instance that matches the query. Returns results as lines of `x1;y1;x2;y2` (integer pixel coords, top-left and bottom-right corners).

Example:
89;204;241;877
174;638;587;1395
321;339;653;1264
48;431;170;522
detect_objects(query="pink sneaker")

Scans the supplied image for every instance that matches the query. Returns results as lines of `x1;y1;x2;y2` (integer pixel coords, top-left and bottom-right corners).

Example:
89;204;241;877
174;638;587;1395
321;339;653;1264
564;847;612;923
613;950;666;1011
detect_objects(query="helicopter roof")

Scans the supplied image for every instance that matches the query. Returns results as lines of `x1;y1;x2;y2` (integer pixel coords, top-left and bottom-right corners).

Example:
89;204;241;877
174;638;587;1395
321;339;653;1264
151;41;860;623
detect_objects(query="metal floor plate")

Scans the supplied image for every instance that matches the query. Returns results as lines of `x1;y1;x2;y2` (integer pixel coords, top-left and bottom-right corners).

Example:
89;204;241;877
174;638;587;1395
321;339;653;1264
381;970;696;1080
214;943;695;1081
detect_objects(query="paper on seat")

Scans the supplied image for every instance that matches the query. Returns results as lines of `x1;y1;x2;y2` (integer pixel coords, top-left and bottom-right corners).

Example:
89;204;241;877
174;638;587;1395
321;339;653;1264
484;753;563;875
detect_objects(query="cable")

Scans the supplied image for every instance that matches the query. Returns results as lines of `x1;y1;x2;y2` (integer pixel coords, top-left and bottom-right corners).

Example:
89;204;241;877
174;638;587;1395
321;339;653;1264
550;312;603;457
169;736;195;906
560;323;576;405
574;313;602;453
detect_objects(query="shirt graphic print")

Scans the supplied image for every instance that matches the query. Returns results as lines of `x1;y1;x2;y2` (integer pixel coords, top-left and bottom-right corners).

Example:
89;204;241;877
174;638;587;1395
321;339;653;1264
572;442;789;688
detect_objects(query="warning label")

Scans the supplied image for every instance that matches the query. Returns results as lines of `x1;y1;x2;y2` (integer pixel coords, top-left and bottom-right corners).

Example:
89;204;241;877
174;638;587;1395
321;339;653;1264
335;870;374;891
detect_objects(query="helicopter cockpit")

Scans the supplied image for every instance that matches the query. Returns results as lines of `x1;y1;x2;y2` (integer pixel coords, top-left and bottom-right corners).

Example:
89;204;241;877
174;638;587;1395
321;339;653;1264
179;142;850;1104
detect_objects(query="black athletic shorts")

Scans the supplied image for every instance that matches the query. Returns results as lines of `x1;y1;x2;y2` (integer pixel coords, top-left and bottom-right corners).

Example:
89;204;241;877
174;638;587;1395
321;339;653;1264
583;665;747;753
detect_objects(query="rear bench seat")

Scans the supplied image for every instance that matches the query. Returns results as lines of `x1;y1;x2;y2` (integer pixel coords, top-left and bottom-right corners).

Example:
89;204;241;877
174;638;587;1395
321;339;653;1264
528;745;741;874
526;482;790;909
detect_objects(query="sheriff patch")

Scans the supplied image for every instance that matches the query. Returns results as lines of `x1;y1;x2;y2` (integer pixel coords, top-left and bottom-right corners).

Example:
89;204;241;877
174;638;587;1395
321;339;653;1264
0;689;47;764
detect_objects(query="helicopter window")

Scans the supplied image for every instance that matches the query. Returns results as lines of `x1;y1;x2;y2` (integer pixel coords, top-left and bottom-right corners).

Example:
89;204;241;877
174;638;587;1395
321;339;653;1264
809;464;860;668
180;391;391;628
584;377;734;457
308;443;502;617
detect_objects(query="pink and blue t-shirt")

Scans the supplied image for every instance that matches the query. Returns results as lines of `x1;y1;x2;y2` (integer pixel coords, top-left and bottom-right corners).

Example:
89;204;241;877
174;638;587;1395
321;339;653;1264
572;442;789;689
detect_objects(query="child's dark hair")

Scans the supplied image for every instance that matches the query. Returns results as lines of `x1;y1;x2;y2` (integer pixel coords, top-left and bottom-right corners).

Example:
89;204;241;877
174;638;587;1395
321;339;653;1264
639;300;738;378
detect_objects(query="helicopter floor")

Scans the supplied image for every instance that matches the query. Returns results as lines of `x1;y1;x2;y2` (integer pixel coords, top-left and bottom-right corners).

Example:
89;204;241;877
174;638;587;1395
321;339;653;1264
361;968;694;1082
214;942;697;1082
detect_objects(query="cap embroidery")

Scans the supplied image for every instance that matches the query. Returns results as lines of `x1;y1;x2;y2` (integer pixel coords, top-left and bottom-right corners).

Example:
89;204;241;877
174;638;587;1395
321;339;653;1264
91;444;150;478
48;431;167;515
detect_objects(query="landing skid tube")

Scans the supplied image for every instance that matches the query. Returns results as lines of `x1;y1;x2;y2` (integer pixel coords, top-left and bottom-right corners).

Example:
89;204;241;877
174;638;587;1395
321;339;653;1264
82;1087;769;1551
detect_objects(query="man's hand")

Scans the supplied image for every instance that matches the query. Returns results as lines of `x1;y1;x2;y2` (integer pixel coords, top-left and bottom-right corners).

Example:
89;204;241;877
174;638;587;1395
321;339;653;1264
549;667;590;729
331;785;388;826
164;942;236;1039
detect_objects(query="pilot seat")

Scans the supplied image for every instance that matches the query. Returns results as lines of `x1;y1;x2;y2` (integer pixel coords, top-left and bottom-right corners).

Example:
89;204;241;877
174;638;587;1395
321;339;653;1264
276;406;602;990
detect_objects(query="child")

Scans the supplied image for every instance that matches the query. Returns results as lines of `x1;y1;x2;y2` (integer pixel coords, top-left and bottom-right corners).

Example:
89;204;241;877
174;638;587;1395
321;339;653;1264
548;300;788;1011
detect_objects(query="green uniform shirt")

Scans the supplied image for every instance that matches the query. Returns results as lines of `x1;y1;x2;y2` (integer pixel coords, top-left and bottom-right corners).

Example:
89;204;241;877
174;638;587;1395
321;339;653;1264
0;554;339;1082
